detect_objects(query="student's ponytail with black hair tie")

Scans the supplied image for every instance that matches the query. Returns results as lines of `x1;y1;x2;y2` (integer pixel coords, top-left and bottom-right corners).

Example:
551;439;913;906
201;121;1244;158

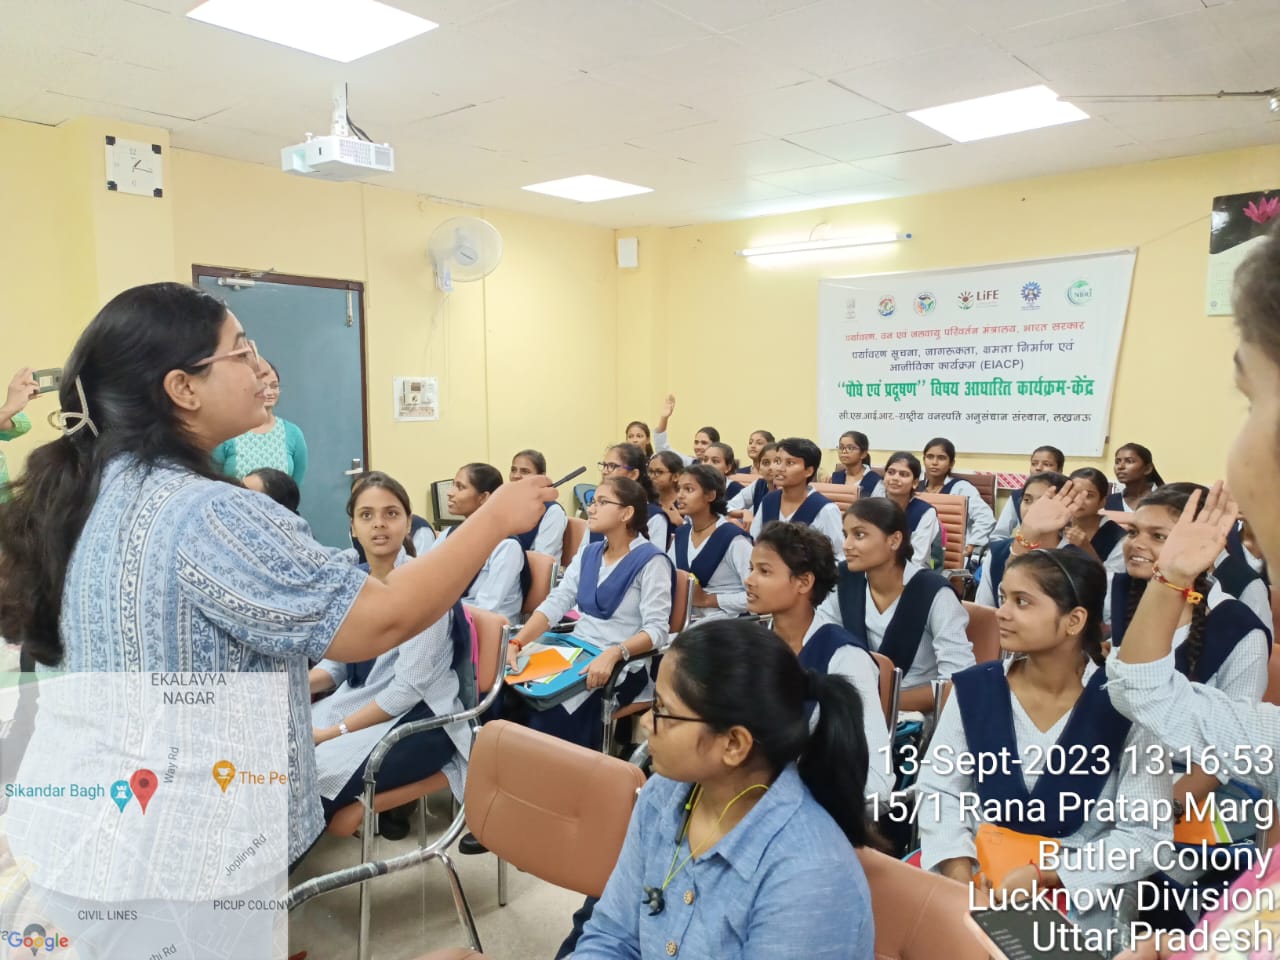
799;669;880;850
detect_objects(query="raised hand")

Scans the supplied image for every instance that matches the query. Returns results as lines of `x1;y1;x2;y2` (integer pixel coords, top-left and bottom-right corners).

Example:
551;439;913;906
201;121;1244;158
661;393;676;419
1155;482;1238;586
1019;479;1087;542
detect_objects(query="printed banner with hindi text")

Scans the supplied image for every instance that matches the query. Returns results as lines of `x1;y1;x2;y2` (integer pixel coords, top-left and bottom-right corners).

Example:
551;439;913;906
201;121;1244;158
817;251;1136;456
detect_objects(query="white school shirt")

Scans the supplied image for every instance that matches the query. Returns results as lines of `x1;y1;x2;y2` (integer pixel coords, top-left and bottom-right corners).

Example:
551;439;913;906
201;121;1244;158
727;481;768;513
435;527;524;620
800;616;893;802
311;553;469;800
412;523;436;556
530;501;568;567
535;535;672;715
907;501;941;569
749;485;845;559
667;517;753;620
933;476;996;551
1213;547;1272;627
1104;579;1270;710
919;658;1171;932
992;498;1018;541
845;562;973;691
654;430;695;467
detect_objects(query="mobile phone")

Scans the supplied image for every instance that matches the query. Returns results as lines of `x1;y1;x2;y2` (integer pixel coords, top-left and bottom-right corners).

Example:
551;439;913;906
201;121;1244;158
33;368;62;394
550;466;587;488
966;908;1106;960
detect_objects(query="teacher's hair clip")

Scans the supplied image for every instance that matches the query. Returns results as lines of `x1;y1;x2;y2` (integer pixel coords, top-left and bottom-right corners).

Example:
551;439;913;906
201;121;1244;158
45;375;99;439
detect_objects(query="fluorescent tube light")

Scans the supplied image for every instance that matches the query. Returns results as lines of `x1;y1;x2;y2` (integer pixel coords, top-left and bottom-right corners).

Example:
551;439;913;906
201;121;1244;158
187;0;437;63
737;232;903;258
521;175;653;203
907;85;1088;143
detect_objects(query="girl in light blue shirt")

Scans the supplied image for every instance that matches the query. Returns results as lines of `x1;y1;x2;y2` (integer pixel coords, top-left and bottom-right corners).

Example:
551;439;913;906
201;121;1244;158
574;619;875;960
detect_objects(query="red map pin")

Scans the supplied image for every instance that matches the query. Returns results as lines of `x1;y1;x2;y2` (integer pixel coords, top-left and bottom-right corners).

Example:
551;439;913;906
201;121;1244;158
130;769;158;814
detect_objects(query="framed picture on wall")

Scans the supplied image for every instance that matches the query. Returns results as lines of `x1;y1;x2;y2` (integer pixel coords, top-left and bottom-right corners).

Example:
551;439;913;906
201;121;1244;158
1207;190;1280;315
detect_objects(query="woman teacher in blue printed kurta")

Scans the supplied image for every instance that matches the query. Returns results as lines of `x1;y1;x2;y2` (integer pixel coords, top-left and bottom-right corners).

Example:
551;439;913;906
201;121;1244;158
0;283;555;899
212;355;309;484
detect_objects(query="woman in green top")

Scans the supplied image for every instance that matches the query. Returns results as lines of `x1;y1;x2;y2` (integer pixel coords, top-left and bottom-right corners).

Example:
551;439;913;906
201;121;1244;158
0;367;40;497
211;356;308;483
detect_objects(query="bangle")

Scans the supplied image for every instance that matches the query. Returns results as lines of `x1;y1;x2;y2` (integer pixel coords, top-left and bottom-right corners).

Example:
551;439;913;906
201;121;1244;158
1014;528;1041;550
1152;564;1204;604
1029;859;1043;885
338;720;349;736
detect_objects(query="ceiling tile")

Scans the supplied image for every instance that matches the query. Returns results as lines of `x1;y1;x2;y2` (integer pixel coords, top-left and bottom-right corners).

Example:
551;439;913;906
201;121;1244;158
714;80;888;136
648;0;825;33
590;35;812;111
831;45;1047;113
752;161;890;194
987;0;1205;49
464;0;714;71
788;114;952;162
728;0;980;78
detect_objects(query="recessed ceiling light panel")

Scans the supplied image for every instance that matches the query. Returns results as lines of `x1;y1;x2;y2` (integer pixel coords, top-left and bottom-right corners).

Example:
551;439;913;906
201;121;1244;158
907;85;1089;143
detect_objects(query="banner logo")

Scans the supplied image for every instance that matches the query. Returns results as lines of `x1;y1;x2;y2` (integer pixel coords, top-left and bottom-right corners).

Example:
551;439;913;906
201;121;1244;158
1067;279;1093;305
956;290;975;310
913;292;936;315
877;296;896;318
1020;281;1042;308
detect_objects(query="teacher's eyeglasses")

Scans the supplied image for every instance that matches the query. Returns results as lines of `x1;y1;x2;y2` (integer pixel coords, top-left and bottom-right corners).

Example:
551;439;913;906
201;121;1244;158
650;707;707;732
195;338;260;369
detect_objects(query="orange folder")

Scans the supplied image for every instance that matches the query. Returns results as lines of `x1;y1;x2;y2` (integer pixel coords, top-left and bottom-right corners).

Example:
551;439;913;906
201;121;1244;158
975;823;1059;887
505;648;578;685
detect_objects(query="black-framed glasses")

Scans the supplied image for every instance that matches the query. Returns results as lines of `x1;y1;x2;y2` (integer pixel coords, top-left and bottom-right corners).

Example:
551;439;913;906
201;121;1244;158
650;708;706;731
597;460;625;474
590;496;623;509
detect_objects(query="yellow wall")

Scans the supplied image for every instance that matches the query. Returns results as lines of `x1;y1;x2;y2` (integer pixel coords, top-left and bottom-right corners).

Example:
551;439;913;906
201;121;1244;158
3;109;1273;507
1;117;619;516
642;145;1280;485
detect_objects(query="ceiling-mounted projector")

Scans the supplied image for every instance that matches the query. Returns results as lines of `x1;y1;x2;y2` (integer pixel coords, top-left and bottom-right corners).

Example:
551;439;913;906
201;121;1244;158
281;83;394;181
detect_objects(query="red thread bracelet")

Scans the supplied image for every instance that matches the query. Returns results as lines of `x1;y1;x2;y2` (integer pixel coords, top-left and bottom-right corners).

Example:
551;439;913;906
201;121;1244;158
1152;564;1204;605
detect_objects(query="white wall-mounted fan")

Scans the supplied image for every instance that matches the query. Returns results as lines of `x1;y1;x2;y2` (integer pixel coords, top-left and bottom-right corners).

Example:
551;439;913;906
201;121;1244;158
428;216;503;292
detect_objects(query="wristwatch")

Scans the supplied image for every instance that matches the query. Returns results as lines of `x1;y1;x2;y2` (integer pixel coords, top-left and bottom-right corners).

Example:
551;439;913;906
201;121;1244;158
618;645;632;662
338;720;350;736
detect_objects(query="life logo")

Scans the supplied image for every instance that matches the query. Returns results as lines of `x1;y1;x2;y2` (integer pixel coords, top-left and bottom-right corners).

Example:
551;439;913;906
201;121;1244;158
877;296;896;318
1020;281;1042;309
913;291;935;315
1066;279;1093;305
956;290;976;310
0;924;70;955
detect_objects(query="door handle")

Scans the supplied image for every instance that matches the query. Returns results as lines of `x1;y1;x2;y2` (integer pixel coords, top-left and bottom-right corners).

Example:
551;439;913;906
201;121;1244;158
342;457;364;476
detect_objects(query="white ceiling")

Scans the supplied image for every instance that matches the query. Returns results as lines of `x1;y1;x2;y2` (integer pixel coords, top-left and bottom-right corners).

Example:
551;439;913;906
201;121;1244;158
2;0;1278;228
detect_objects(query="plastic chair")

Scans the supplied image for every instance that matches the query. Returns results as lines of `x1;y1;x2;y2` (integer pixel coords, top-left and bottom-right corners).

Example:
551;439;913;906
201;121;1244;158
812;482;860;507
961;601;1001;663
408;721;647;959
288;607;511;960
572;482;596;518
916;492;967;570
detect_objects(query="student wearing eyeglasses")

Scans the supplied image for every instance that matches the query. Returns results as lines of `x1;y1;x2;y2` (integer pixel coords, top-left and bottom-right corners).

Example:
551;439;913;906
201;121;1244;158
573;620;875;960
211;350;308;484
597;443;673;548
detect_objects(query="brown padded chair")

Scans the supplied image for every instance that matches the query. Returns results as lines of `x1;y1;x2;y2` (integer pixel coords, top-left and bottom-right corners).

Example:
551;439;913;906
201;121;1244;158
812;482;860;507
562;517;587;569
858;848;988;960
413;721;647;959
868;651;902;730
961;601;1001;663
951;470;996;513
916;492;967;570
522;551;554;617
